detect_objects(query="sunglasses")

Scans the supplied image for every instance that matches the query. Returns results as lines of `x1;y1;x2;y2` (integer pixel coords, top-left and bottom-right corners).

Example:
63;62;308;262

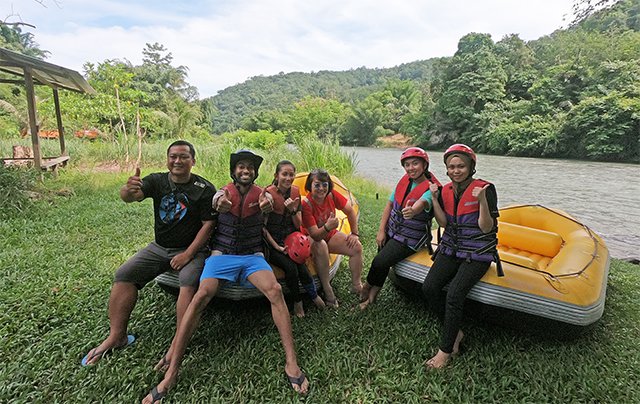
312;181;329;189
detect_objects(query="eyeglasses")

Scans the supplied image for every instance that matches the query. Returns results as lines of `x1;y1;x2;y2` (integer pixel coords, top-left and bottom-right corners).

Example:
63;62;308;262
313;182;329;189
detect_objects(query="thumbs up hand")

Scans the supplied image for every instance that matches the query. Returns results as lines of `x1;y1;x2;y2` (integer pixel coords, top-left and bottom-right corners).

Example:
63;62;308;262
125;166;143;193
429;183;440;198
325;211;339;231
472;184;490;200
121;166;144;202
401;203;416;219
259;187;274;213
284;196;300;214
217;187;233;213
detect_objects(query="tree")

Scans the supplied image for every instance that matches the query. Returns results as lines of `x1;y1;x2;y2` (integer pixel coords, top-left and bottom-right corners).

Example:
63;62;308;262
284;97;348;140
570;0;623;25
135;42;197;103
1;1;62;30
562;90;640;161
341;96;386;146
496;34;536;101
0;25;48;58
435;33;507;144
374;80;421;133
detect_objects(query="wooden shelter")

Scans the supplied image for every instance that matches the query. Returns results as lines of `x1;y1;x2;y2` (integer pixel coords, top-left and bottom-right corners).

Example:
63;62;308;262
0;47;95;170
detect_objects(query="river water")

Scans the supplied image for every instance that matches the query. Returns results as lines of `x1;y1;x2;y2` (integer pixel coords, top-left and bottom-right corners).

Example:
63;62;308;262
344;147;640;261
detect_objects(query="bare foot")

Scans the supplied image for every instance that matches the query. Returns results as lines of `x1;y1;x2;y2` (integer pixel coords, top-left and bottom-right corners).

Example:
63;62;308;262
359;283;371;302
293;301;305;318
425;349;451;369
358;285;380;310
325;297;339;309
154;354;170;372
312;296;326;309
81;334;134;366
350;282;363;296
323;285;337;306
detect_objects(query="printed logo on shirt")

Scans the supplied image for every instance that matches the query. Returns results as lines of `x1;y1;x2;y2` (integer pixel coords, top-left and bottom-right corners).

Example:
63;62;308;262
159;192;189;224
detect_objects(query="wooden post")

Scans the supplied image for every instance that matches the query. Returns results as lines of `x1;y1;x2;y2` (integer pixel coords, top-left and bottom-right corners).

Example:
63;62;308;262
24;67;41;170
53;87;67;156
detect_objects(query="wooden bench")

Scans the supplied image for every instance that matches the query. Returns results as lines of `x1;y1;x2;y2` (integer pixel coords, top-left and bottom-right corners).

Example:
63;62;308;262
41;155;70;170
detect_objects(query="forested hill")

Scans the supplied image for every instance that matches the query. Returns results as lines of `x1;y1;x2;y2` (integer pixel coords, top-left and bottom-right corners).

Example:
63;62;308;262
206;58;442;133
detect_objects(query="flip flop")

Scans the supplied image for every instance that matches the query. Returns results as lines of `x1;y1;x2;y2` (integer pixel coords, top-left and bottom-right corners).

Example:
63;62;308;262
146;385;166;403
285;370;309;395
81;334;136;367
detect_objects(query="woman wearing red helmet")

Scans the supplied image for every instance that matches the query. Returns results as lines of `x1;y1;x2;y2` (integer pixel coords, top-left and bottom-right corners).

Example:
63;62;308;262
360;147;441;309
422;143;500;369
264;160;326;317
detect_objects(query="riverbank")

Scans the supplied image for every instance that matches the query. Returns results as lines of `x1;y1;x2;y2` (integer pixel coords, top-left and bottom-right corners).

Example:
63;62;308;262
1;167;638;402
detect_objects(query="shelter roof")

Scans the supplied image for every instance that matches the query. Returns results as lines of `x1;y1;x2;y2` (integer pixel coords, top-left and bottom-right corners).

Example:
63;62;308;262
0;47;95;94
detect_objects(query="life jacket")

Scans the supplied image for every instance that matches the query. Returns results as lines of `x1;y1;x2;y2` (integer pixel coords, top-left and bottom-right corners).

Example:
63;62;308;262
437;178;502;275
387;172;441;251
210;183;264;255
264;184;300;244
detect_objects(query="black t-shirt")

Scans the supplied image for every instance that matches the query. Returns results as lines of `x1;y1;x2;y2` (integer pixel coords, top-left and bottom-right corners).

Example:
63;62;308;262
140;172;216;248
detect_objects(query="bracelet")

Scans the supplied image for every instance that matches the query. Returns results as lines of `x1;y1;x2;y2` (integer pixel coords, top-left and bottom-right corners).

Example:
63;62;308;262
350;232;359;237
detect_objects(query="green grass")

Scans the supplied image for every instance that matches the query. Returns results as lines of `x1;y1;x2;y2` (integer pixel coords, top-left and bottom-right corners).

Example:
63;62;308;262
1;163;639;403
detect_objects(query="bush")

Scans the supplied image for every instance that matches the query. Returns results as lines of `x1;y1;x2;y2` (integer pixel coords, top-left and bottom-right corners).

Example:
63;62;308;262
0;165;38;219
220;130;286;151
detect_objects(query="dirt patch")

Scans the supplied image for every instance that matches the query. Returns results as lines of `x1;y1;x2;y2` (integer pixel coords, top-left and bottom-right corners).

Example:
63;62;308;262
79;161;139;173
377;133;412;148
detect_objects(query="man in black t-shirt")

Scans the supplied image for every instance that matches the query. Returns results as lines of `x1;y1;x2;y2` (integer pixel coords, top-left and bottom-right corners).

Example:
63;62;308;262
82;140;216;367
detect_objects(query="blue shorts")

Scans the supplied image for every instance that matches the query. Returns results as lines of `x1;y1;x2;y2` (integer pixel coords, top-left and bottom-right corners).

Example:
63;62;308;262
201;254;272;287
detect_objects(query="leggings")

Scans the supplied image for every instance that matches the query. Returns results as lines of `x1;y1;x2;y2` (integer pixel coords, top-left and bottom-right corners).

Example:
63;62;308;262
421;253;490;353
267;246;317;302
366;238;416;287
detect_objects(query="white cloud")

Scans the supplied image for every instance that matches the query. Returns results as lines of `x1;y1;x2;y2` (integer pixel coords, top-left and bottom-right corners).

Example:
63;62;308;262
11;0;574;98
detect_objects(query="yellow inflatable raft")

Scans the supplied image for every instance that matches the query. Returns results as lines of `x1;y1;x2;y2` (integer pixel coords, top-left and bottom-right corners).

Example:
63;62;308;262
156;172;357;300
391;204;610;332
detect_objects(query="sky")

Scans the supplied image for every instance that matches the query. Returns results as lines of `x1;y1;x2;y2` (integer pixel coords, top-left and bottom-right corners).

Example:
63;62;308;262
6;0;576;99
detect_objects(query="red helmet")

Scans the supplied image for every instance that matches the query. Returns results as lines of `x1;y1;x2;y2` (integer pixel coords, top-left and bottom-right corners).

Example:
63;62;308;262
443;144;477;164
400;147;430;165
284;231;311;264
